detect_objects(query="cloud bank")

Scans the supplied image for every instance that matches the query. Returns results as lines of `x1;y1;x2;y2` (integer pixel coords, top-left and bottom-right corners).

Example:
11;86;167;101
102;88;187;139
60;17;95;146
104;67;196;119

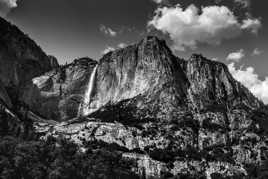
0;0;18;17
148;4;261;51
101;43;128;55
117;43;127;48
228;63;268;104
241;18;262;34
226;49;245;62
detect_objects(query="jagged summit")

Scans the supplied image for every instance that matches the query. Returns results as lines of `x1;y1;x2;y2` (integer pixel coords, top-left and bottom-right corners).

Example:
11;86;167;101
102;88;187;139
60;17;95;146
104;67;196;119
97;36;262;112
90;36;189;118
100;36;185;81
102;36;171;58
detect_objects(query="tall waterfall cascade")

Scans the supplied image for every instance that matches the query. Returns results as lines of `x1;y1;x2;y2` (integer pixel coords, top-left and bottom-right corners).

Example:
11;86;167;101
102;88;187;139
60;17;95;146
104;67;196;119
82;65;98;116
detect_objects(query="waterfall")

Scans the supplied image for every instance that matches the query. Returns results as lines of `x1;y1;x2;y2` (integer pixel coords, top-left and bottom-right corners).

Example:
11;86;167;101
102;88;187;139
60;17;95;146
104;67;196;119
82;65;98;116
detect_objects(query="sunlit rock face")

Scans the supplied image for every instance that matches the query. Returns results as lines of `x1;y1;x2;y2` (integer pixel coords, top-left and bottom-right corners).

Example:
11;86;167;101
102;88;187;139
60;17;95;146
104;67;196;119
21;58;98;120
24;36;262;122
88;36;189;120
26;36;268;178
182;54;261;110
23;36;190;121
0;15;267;178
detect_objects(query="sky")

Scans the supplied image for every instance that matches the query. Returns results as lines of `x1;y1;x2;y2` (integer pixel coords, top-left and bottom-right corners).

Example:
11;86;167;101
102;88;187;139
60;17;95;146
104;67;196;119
1;0;268;104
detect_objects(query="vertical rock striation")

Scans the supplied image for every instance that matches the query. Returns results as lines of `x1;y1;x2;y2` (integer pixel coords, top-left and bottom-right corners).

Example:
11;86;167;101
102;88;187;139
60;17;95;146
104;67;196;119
183;54;261;111
89;36;189;120
25;36;267;178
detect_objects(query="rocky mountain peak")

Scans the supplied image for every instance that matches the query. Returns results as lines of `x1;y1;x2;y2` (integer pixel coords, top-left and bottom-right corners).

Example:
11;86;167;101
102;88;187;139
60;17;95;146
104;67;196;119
87;36;189;117
138;35;168;49
22;36;263;121
188;53;227;71
184;53;262;110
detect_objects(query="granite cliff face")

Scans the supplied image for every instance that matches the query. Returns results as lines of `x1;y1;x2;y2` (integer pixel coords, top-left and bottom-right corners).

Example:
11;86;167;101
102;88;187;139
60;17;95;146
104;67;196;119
21;58;97;120
24;36;263;122
0;17;266;178
22;37;189;121
88;37;188;120
0;17;58;142
0;17;55;106
182;54;261;110
26;36;268;178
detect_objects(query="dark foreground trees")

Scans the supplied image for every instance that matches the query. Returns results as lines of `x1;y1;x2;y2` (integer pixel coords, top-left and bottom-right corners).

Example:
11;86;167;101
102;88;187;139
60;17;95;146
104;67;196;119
0;136;138;179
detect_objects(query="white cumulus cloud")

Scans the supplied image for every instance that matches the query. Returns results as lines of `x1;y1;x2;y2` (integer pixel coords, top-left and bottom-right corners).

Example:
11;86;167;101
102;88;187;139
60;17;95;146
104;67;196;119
0;0;18;17
117;43;127;48
228;62;268;104
151;0;163;4
101;43;128;55
101;47;115;55
241;18;262;34
226;49;245;62
252;48;262;56
148;4;262;51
